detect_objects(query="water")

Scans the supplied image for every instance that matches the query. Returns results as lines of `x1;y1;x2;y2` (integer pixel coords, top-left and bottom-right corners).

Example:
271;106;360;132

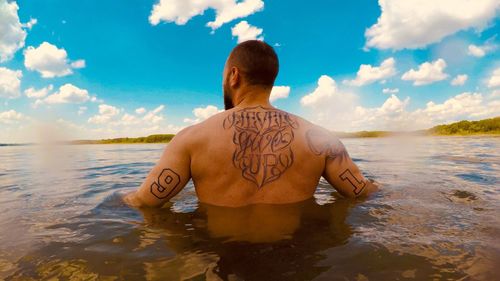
0;137;499;280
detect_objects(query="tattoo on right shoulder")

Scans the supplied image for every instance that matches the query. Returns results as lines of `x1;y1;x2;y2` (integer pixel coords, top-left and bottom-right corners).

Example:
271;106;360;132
150;168;181;199
306;129;348;161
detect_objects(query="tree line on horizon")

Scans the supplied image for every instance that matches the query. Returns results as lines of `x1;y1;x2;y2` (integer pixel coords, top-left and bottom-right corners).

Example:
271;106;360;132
70;116;499;144
428;116;499;135
72;134;175;144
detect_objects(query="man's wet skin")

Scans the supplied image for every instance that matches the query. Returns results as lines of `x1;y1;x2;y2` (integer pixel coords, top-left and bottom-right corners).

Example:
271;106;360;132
131;194;355;280
124;40;379;208
138;195;353;244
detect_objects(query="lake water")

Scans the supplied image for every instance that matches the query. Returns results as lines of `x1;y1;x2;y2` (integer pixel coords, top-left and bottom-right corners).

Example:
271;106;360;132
0;137;499;280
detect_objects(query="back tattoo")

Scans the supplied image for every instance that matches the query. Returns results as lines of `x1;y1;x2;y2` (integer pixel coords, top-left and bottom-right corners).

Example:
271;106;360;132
223;106;299;187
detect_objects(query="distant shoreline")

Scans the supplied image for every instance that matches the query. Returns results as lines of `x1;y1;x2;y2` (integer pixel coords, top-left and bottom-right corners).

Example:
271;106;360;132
1;117;498;146
1;133;498;147
63;116;500;144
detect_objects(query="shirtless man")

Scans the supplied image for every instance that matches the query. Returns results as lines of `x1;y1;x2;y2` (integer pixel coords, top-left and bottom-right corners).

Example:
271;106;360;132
124;40;379;208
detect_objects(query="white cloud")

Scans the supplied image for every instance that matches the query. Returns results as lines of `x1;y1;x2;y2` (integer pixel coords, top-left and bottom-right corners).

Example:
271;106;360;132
467;39;497;57
78;106;87;115
87;105;166;127
348;95;412;131
43;84;90;104
21;18;37;30
301;75;350;107
365;0;500;50
490;90;500;101
144;113;164;124
401;59;448;86
152;105;164;114
468;45;486;57
487;67;500;88
99;104;120;116
414;92;499;123
0;67;22;99
0;109;24;124
70;59;86;69
301;75;335;106
193;105;220;119
121;113;138;124
382;88;399;94
85;104;180;137
301;75;500;132
380;94;410;114
149;0;264;30
450;74;468;86
143;105;165;124
0;0;26;62
88;104;121;124
184;105;222;124
300;75;359;127
24;84;53;98
343;57;396;86
135;107;146;114
231;21;263;43
24;42;85;78
1;104;183;143
87;104;163;126
270;86;290;102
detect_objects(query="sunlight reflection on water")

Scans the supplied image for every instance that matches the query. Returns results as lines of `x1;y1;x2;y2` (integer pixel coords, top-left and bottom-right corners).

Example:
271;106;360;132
0;136;499;280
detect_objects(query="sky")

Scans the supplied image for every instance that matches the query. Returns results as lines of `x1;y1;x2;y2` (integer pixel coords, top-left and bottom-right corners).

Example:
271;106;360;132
0;0;499;143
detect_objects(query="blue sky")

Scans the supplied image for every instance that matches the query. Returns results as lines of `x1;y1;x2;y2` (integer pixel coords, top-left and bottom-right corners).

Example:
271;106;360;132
0;0;499;142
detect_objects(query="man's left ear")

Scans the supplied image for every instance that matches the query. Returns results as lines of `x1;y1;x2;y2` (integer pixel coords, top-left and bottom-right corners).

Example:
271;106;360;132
230;67;240;87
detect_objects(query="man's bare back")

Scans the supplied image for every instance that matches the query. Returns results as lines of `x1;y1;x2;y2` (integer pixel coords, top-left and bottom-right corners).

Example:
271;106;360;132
124;40;378;208
124;105;377;207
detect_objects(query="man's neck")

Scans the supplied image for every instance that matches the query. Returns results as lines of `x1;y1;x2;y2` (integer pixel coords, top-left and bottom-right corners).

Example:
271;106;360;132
233;86;273;109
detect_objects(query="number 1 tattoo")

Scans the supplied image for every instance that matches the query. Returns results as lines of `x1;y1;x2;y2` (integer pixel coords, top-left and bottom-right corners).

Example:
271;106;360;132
339;169;366;195
306;129;365;195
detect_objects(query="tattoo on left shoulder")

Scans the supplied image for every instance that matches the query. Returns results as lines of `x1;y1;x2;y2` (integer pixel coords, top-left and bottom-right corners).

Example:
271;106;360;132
339;168;366;195
306;129;349;161
150;168;181;199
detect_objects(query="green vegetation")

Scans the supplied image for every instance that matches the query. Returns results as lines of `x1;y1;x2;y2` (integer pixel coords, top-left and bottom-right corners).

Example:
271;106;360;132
71;134;175;144
66;117;499;145
428;117;500;136
336;117;500;137
335;131;392;138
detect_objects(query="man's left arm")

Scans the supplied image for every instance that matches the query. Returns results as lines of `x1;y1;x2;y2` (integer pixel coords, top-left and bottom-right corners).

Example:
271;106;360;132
123;129;192;208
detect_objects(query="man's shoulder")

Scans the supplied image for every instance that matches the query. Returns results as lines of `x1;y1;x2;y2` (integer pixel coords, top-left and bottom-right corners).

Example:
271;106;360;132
173;110;228;139
179;108;333;135
272;110;325;133
282;114;344;152
192;109;228;130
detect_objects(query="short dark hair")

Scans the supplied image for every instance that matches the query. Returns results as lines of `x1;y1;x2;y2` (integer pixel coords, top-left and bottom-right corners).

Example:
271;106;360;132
228;40;279;87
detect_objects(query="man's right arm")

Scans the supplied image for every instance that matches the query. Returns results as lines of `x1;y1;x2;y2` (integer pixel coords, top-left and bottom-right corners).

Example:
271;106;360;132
306;128;379;198
123;127;193;208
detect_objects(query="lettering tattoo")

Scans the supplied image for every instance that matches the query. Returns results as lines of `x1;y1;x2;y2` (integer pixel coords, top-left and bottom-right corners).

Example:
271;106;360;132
223;106;299;187
306;129;349;162
150;168;181;199
339;169;366;195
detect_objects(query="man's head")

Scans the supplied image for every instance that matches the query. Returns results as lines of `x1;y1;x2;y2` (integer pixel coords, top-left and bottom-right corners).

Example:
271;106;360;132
223;40;279;110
